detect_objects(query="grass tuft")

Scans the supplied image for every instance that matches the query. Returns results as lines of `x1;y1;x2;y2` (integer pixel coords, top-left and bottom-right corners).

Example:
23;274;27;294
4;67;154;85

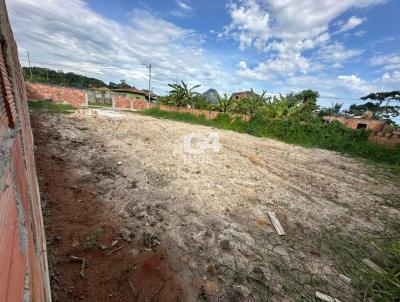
28;100;76;113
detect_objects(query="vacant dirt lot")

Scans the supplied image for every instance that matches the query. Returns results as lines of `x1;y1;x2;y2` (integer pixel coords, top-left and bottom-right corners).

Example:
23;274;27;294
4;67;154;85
32;109;399;301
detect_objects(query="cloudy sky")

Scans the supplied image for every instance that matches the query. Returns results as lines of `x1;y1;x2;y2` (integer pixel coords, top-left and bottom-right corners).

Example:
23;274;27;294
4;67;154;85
6;0;400;107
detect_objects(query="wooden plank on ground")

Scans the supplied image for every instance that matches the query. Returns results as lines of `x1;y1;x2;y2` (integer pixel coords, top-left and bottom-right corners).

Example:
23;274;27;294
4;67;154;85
362;258;386;274
315;291;342;302
267;211;285;236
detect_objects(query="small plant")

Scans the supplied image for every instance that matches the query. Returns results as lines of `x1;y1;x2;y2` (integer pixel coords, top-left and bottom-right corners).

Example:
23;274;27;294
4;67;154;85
84;227;102;250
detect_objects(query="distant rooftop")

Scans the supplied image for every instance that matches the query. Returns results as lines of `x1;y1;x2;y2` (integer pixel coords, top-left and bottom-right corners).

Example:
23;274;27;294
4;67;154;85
112;88;157;98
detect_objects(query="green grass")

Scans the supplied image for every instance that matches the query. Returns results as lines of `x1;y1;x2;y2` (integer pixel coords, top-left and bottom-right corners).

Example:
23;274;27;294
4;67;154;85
139;107;400;172
28;100;75;113
318;225;400;301
84;227;103;250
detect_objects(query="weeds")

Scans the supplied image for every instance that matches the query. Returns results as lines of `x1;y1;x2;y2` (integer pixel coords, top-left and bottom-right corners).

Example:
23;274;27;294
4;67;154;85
139;107;400;172
84;227;102;250
28;100;75;113
318;225;400;301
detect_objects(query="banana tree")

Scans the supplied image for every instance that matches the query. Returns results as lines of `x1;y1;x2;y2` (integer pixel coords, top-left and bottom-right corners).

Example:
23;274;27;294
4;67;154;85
167;81;201;107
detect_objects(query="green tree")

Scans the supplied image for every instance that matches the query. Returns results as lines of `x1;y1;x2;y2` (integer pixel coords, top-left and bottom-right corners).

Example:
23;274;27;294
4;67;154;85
292;89;320;113
347;91;400;123
230;89;268;117
167;81;201;107
318;103;343;117
23;66;107;88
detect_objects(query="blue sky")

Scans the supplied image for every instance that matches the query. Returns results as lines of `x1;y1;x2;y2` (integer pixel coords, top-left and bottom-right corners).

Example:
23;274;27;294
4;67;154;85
7;0;400;109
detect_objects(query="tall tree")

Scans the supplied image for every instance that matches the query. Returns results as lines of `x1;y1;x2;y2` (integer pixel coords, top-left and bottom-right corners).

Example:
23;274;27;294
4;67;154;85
347;91;400;122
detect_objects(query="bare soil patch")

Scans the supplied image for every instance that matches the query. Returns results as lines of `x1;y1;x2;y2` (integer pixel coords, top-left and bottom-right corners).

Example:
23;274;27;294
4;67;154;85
32;110;400;301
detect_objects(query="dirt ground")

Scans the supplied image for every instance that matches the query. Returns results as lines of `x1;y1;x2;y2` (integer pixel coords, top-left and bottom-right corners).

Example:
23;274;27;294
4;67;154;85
31;109;400;302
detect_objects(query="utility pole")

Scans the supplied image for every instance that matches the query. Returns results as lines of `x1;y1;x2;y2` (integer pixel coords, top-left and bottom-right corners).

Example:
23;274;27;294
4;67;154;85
26;50;32;81
143;64;152;108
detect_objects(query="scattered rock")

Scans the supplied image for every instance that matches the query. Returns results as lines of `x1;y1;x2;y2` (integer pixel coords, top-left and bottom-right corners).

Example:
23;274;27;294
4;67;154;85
205;281;219;296
204;229;213;239
137;211;147;219
252;266;264;275
120;228;135;242
117;161;122;165
219;239;231;251
256;218;268;226
129;248;139;257
71;239;79;248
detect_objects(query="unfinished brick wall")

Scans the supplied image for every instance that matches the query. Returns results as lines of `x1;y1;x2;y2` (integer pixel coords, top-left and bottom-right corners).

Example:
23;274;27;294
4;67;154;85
0;1;51;301
323;116;387;131
369;131;400;145
26;82;87;107
112;94;149;110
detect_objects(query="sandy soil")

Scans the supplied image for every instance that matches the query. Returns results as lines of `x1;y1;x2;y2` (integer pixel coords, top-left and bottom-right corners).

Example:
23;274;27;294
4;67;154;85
32;109;400;302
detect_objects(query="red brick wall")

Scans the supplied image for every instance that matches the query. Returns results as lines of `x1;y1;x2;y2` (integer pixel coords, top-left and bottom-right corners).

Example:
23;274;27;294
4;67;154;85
323;116;387;131
26;82;87;107
0;1;51;301
344;118;387;131
112;94;149;110
369;131;400;145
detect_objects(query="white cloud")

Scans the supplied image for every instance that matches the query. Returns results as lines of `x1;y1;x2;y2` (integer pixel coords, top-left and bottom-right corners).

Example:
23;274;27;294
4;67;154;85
336;74;372;95
225;0;383;79
176;0;192;11
171;0;194;18
371;53;400;71
237;52;312;80
317;43;364;64
337;16;366;33
354;30;367;37
7;0;227;94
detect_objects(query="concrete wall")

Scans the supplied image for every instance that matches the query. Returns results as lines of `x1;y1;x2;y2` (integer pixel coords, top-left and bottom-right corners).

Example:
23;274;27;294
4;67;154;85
0;1;51;301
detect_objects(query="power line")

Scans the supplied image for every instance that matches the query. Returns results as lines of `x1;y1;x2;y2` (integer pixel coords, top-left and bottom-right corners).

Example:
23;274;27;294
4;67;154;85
152;67;179;83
